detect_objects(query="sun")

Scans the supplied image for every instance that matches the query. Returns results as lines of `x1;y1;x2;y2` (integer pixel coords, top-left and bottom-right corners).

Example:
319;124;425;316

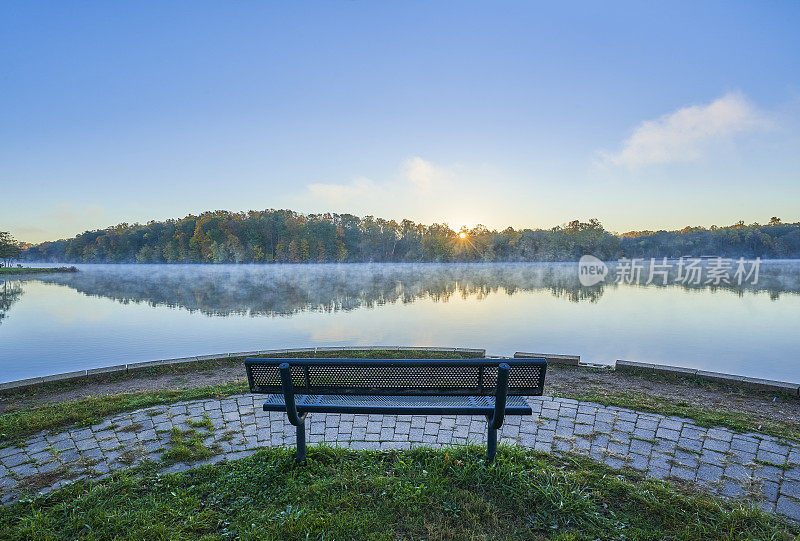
458;232;467;239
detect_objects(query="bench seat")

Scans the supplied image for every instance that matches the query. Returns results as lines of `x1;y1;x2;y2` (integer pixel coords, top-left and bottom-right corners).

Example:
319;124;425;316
261;394;533;416
246;357;546;463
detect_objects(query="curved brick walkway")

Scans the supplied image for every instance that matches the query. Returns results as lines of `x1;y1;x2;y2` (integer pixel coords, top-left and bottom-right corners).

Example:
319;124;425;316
1;395;799;521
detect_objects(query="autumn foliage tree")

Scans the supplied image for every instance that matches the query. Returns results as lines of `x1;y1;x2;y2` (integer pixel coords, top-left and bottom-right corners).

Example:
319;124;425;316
18;212;800;263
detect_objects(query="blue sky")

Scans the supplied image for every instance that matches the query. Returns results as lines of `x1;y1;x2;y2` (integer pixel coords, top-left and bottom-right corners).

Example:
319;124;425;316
2;1;799;243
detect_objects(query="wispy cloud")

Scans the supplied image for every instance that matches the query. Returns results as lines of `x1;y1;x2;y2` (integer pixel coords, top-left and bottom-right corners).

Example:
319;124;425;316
601;92;771;168
308;156;451;204
403;156;449;193
308;177;379;203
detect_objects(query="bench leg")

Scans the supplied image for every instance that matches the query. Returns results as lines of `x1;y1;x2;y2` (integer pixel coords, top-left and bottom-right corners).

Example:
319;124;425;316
486;425;498;463
296;421;307;462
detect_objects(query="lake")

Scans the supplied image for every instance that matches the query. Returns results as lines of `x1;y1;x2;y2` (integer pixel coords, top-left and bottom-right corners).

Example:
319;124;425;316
1;261;799;384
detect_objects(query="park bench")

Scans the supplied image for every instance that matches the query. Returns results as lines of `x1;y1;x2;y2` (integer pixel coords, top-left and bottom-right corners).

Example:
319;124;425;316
245;357;547;463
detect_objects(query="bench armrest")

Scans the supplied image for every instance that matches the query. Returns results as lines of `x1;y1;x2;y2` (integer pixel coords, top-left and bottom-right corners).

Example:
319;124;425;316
279;363;306;426
488;363;509;430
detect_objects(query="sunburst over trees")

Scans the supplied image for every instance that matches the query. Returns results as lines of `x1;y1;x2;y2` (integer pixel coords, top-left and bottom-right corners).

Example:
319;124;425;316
19;211;800;263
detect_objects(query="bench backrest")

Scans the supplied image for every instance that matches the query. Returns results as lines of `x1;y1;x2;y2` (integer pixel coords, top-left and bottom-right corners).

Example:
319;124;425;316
245;358;546;396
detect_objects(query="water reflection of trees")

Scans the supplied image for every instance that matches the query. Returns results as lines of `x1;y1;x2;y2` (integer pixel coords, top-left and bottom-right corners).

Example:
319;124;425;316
0;280;23;325
27;261;800;317
603;260;800;301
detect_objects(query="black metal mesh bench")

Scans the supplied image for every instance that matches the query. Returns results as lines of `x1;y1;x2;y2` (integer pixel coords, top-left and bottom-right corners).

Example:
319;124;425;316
245;357;547;462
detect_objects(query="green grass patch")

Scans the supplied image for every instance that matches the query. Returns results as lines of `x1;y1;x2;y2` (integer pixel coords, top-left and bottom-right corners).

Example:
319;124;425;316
752;458;794;471
0;381;247;445
187;414;215;432
217;430;236;443
161;427;220;465
556;389;800;443
1;446;794;540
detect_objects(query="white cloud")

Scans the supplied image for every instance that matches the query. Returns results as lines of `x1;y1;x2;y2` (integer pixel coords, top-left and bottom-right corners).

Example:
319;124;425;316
403;156;447;193
602;92;771;168
307;177;380;203
307;156;453;205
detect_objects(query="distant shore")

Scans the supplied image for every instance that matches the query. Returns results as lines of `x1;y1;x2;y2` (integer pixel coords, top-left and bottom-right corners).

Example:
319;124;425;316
0;266;78;275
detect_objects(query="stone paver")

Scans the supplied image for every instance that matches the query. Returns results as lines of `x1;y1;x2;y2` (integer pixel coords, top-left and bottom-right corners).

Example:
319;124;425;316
1;395;799;521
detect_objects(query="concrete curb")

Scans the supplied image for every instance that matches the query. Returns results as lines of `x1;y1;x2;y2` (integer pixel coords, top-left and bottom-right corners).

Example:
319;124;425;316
5;348;794;399
514;352;580;365
0;346;487;392
615;360;800;397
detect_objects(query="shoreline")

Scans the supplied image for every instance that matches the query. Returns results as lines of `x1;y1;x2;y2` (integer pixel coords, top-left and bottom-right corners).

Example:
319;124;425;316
15;258;800;265
2;347;799;447
2;347;798;397
0;347;486;392
0;266;77;275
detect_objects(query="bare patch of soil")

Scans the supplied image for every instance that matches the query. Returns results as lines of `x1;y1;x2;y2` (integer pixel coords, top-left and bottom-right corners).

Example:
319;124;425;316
0;362;245;414
545;365;800;429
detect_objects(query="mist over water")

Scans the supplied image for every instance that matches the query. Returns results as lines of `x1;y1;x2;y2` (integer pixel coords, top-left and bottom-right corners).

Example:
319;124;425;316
21;262;603;316
1;261;799;383
13;261;800;315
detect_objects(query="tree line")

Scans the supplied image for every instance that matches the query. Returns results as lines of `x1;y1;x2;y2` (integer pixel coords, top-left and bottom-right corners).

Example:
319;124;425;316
17;211;800;263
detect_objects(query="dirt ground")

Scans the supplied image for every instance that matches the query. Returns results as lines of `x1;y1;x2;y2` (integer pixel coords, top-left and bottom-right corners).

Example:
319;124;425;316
544;365;800;429
2;360;799;430
0;362;245;414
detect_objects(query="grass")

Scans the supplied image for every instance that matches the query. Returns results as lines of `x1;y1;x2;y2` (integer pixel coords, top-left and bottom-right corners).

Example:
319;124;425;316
161;427;220;465
0;350;475;445
752;458;794;471
554;389;800;444
1;446;794;540
218;430;237;442
0;381;247;446
187;414;215;431
11;463;75;495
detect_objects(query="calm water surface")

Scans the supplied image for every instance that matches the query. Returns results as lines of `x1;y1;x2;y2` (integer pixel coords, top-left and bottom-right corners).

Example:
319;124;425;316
1;262;799;383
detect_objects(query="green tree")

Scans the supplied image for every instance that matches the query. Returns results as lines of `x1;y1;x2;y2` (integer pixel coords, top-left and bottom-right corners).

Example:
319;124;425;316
287;240;300;263
0;232;22;267
299;238;311;262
